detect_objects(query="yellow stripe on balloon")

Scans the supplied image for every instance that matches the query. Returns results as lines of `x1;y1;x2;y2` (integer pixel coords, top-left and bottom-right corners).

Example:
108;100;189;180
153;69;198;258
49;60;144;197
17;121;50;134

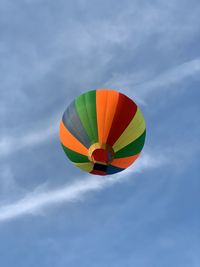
113;108;146;152
74;162;94;172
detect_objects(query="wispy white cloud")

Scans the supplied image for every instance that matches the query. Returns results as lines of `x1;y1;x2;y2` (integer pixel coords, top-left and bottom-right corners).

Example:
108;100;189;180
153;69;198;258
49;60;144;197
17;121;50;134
105;58;200;101
137;58;200;94
0;153;165;223
0;119;59;158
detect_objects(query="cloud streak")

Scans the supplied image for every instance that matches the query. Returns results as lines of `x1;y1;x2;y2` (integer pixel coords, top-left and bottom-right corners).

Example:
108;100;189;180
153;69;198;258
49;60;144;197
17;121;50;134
105;58;200;101
138;58;200;92
0;153;165;223
0;119;59;158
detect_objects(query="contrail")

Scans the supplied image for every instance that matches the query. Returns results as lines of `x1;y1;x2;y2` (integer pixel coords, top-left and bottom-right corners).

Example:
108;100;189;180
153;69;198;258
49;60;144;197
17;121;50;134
0;153;165;223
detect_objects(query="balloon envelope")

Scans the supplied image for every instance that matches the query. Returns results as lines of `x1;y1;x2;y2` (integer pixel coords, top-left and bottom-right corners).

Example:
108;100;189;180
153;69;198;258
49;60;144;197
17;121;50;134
59;89;146;175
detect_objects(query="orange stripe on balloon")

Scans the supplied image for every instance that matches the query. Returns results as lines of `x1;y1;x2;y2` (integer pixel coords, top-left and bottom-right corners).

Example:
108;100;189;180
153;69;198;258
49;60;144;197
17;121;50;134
96;89;119;144
111;154;140;169
103;90;119;143
59;121;88;156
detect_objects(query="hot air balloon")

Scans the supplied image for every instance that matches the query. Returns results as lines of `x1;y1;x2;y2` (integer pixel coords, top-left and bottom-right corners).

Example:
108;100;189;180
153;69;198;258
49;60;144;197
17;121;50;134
59;89;146;175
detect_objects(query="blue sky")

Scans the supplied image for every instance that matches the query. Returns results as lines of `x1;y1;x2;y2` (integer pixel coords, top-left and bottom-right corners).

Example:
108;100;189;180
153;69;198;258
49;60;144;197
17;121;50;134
0;0;200;266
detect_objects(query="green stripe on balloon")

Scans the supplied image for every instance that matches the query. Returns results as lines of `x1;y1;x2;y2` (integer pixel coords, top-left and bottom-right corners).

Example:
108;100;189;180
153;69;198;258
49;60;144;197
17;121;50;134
114;130;146;158
61;144;89;163
75;90;98;144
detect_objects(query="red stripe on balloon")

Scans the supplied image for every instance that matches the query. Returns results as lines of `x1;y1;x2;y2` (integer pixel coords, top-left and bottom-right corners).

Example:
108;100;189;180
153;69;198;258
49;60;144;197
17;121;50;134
106;93;137;146
90;169;107;175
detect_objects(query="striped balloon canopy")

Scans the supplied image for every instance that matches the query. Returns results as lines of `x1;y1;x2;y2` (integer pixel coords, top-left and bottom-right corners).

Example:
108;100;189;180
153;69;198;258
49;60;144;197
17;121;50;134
59;89;146;175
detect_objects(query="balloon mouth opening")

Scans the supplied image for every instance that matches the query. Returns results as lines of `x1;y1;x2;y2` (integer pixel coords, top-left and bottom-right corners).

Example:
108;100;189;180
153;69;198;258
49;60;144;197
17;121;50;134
88;143;114;165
